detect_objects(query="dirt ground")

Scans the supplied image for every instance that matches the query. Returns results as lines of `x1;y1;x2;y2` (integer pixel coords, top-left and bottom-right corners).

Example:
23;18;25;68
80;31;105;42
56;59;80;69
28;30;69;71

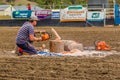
0;26;120;80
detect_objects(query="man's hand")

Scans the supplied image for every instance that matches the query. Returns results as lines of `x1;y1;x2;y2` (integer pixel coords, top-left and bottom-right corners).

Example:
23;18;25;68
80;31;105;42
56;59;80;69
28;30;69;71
37;37;42;42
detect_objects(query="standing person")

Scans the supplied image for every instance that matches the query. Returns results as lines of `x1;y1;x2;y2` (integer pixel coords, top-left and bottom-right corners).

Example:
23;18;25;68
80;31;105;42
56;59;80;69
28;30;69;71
16;16;42;55
27;3;31;10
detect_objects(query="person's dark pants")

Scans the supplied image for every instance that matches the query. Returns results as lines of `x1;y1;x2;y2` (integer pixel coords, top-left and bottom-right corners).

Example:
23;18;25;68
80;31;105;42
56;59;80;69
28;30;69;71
16;42;37;55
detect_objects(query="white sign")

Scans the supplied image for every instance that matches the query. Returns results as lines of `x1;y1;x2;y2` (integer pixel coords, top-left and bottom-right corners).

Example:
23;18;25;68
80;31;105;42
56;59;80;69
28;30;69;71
87;11;105;21
60;5;86;22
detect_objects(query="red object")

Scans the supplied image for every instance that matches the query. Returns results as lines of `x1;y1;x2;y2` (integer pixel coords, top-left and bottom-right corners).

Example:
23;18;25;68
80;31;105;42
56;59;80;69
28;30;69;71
96;41;111;51
18;48;23;53
27;4;31;10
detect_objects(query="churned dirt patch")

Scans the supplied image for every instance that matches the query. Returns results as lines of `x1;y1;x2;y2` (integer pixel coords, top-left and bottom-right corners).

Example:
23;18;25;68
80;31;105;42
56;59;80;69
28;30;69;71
0;26;120;80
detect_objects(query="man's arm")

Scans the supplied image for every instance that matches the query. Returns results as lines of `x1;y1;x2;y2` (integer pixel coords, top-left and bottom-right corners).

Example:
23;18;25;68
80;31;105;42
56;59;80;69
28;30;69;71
29;34;42;41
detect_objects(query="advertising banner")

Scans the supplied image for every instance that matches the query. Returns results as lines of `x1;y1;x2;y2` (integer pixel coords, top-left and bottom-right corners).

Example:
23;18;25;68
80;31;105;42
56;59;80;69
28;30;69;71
52;10;60;19
12;10;32;19
35;10;52;19
60;5;86;22
87;11;104;21
114;4;120;25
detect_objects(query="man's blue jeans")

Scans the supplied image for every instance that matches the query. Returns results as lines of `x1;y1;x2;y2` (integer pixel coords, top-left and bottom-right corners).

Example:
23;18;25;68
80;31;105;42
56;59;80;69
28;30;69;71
16;42;37;55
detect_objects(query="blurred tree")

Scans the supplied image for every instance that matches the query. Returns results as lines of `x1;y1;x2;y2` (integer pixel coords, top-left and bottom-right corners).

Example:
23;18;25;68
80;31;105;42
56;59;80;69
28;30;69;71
0;2;5;5
70;0;75;4
6;0;15;2
27;0;88;9
28;0;36;2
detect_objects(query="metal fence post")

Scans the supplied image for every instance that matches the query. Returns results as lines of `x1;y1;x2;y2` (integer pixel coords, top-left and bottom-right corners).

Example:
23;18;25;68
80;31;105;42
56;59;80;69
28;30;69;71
103;4;106;27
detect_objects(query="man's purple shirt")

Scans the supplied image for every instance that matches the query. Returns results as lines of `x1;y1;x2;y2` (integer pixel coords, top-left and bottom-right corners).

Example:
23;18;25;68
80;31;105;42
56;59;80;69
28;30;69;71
16;21;34;44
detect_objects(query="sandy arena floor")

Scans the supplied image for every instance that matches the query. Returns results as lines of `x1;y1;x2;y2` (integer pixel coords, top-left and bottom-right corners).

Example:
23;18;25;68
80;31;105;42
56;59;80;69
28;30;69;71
0;26;120;80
